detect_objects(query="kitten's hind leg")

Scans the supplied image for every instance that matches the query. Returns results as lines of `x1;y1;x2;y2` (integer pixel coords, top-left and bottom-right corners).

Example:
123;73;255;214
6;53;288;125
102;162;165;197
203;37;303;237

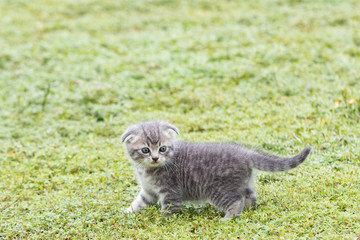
245;188;257;210
222;195;245;220
211;192;246;220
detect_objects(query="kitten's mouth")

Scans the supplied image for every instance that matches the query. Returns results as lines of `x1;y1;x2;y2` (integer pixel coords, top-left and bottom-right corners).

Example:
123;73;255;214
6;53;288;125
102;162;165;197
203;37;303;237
149;161;164;167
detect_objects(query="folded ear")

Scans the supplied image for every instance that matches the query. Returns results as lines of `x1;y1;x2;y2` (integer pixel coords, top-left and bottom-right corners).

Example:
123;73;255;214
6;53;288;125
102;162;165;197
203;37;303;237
161;122;179;138
121;127;139;143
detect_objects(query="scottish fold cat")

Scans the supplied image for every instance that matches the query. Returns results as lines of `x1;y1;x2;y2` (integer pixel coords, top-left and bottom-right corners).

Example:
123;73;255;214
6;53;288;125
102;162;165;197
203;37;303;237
122;121;310;220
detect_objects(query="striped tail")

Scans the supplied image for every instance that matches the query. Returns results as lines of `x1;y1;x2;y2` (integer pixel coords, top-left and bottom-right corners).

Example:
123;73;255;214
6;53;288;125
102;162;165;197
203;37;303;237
250;146;311;172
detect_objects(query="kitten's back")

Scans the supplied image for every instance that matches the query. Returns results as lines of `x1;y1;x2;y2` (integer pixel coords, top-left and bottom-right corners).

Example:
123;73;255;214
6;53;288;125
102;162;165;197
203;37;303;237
174;142;310;172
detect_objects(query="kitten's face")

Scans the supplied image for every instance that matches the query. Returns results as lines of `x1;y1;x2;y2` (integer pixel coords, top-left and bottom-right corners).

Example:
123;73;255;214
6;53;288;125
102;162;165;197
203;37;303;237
121;122;179;168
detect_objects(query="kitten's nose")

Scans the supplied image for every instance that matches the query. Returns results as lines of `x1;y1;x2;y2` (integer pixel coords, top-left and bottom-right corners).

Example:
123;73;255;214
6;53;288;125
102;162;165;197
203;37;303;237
152;157;159;162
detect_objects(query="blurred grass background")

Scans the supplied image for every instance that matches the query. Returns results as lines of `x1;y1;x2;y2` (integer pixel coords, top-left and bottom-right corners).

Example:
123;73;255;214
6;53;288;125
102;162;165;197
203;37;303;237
0;0;360;239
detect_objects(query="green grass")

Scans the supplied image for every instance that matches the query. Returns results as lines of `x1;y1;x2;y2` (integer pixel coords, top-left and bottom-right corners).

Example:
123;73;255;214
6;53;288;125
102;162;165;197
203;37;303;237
1;0;360;238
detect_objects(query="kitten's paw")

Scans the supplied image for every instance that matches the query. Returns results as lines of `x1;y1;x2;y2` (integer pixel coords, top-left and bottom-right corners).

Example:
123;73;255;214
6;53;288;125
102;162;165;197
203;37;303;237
220;217;230;221
221;214;240;221
123;207;134;214
244;198;257;210
161;212;172;217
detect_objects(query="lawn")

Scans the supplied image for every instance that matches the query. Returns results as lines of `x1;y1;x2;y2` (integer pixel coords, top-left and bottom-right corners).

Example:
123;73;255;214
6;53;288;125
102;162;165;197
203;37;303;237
1;0;360;239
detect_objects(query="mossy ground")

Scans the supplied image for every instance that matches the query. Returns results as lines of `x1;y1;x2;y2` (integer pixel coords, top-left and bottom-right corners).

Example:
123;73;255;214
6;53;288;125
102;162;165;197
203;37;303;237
1;0;360;239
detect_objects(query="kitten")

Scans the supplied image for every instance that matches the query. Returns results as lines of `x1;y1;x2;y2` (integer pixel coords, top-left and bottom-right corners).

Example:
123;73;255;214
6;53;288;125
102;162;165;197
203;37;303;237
122;121;311;220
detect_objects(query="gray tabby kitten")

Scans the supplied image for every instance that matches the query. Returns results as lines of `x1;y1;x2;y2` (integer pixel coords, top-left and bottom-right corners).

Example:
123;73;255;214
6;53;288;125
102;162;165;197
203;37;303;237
122;121;311;220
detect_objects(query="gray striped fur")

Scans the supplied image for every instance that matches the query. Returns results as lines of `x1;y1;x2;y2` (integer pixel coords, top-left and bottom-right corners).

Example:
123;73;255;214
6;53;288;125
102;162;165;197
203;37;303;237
122;121;311;220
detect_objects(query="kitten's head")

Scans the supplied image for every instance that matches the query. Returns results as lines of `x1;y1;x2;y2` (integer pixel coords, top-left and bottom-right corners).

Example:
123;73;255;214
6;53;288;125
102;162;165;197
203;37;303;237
121;121;179;168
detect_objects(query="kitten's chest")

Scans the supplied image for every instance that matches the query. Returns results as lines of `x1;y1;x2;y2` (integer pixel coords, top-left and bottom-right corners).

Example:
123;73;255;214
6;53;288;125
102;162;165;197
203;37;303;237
136;169;163;194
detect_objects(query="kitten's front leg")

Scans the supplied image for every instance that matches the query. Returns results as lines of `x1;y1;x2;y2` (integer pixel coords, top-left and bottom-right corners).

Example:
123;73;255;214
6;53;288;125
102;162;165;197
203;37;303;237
125;189;158;213
159;190;182;217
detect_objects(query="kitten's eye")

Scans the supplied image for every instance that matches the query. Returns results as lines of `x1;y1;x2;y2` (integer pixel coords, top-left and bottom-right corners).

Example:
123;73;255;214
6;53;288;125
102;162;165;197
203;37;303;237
159;146;167;152
141;147;150;154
